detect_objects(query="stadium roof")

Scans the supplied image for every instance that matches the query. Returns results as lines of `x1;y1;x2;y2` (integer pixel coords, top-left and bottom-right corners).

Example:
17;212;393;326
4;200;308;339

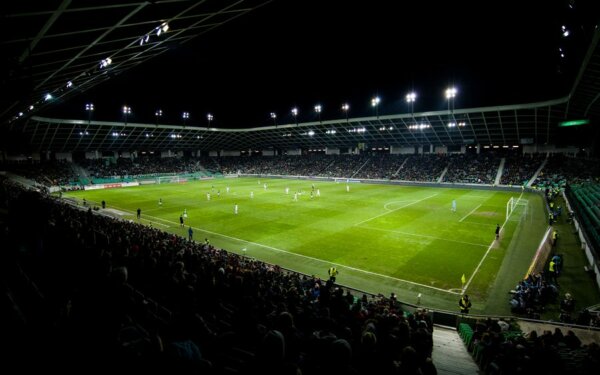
0;0;273;125
26;98;568;151
1;1;599;153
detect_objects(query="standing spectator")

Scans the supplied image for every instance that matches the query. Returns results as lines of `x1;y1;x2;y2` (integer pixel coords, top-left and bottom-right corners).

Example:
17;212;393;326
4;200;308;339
548;258;559;285
328;266;338;283
459;294;472;314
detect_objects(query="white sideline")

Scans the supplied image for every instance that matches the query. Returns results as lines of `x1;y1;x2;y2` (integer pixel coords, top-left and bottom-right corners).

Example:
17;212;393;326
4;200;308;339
108;204;461;295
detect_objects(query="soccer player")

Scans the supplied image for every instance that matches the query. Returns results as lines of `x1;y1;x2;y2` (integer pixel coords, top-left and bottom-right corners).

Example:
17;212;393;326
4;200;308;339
158;198;162;206
316;188;320;197
183;208;188;218
234;203;238;215
285;186;289;195
217;190;220;197
137;208;141;219
451;199;457;212
495;224;500;239
180;215;184;227
293;192;298;201
226;186;230;194
346;184;350;193
207;192;211;201
263;183;267;190
310;191;314;199
188;226;193;241
250;191;254;199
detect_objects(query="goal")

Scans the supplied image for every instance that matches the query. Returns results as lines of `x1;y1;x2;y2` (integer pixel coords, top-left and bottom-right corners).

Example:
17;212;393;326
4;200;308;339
157;175;187;184
506;196;529;222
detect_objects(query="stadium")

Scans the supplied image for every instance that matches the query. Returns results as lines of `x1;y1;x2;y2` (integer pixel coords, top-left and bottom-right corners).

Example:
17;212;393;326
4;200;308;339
1;1;600;374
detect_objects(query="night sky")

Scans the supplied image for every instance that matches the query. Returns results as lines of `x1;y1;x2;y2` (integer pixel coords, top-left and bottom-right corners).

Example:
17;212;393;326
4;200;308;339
43;0;596;128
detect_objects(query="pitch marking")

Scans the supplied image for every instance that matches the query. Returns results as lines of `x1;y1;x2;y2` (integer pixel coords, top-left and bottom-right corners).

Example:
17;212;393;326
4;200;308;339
354;193;439;226
122;210;460;295
358;225;489;248
459;204;482;222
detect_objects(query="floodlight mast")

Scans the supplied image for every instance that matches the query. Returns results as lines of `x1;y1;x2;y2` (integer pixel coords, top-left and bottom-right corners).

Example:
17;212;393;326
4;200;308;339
85;103;94;125
342;103;350;124
207;113;213;129
123;105;131;125
406;92;416;126
445;86;458;132
314;104;322;124
155;109;162;126
371;96;381;118
291;107;298;126
182;111;190;127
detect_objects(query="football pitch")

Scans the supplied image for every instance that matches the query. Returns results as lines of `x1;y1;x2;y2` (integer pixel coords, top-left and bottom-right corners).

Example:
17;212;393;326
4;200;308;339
64;178;547;313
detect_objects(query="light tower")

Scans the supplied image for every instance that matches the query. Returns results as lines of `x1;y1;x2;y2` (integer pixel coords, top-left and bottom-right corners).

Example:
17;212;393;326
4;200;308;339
341;103;350;124
314;104;322;124
291;107;298;126
85;103;94;125
155;109;162;126
182;111;190;127
207;113;213;128
371;96;380;118
123;105;131;125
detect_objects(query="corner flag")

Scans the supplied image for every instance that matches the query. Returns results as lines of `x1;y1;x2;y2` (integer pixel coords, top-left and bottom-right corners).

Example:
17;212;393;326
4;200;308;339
461;274;466;284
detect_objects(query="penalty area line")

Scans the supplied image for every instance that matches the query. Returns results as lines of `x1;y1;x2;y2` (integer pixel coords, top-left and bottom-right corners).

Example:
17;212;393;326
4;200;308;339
357;225;489;248
459;204;482;222
462;190;525;292
354;193;439;226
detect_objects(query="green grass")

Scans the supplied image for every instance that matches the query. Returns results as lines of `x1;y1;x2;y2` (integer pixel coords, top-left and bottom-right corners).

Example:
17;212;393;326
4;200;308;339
64;178;547;313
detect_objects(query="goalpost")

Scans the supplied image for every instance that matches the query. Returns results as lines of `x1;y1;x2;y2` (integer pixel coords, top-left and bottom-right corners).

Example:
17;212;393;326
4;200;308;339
506;196;529;222
156;175;187;184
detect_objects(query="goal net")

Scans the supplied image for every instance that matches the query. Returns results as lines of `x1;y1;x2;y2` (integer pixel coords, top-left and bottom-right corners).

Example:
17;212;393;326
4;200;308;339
157;175;187;184
506;196;529;222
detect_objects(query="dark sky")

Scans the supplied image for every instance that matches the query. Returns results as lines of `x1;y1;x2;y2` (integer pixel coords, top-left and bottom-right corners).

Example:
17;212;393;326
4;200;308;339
44;0;596;128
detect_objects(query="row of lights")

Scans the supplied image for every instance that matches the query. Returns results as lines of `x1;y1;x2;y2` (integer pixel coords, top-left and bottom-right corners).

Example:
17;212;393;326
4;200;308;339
85;103;214;125
270;87;457;124
77;130;201;140
139;22;169;46
11;22;172;124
